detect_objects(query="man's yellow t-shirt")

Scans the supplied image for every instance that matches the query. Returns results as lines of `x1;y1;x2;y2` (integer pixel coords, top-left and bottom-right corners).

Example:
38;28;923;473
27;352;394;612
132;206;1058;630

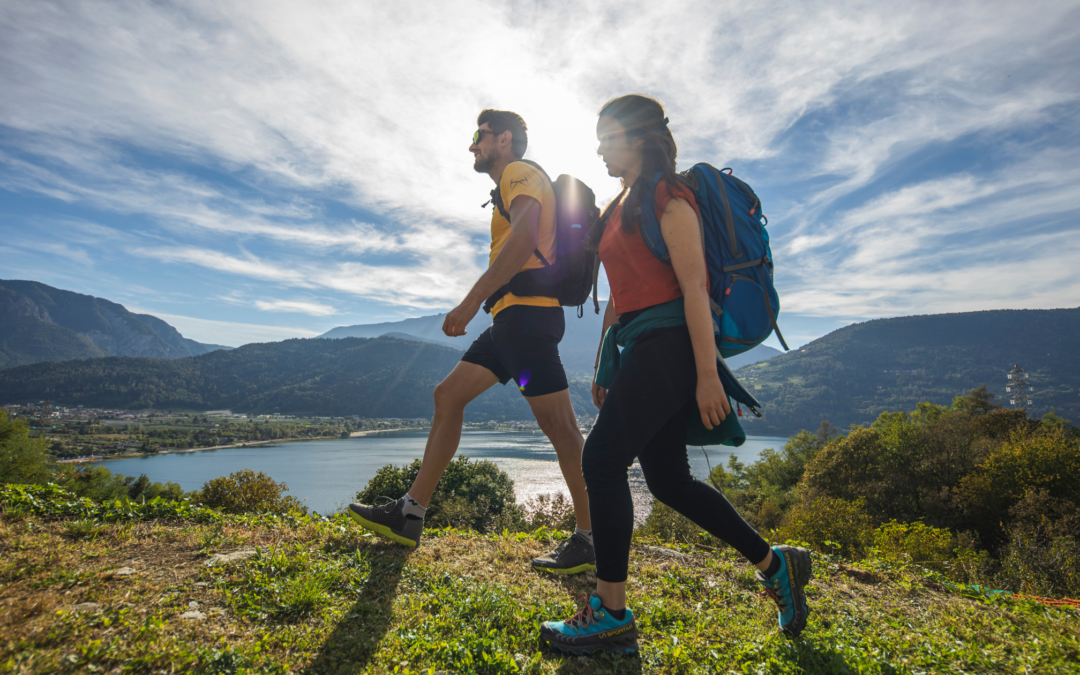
488;161;560;316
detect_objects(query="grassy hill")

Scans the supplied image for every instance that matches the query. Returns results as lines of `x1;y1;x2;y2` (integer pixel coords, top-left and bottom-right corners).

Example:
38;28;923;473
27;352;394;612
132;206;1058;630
2;493;1077;674
736;307;1079;435
0;336;591;422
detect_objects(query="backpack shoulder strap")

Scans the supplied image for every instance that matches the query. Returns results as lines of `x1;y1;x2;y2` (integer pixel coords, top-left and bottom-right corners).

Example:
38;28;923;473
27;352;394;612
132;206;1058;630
637;171;670;262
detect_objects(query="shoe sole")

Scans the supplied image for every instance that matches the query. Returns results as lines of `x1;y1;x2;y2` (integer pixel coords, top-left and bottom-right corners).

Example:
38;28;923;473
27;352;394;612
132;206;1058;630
545;640;638;656
347;508;418;548
780;546;812;638
532;562;597;575
540;627;639;656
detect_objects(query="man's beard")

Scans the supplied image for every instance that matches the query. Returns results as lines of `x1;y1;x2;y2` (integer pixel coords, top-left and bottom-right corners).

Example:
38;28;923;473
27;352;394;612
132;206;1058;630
473;151;496;173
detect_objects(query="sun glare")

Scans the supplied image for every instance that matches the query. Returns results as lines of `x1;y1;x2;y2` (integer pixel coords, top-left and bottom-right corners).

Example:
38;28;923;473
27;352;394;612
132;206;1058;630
515;101;622;207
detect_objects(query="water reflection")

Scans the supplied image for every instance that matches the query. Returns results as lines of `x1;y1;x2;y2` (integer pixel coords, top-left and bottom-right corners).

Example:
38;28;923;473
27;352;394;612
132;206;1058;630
105;430;787;520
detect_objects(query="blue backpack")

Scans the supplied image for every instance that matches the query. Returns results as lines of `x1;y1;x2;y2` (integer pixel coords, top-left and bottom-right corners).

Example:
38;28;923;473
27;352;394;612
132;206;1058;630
639;164;789;358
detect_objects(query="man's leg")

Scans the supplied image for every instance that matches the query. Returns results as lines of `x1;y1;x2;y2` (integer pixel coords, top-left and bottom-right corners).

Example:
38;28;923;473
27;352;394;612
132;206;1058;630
348;360;498;547
407;360;499;506
526;389;590;530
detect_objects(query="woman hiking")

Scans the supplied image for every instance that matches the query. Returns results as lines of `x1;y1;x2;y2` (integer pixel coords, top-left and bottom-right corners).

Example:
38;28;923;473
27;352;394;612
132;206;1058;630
539;94;811;656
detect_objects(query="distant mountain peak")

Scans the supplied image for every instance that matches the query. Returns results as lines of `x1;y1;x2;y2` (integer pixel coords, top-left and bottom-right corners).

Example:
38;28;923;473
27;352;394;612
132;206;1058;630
0;280;231;370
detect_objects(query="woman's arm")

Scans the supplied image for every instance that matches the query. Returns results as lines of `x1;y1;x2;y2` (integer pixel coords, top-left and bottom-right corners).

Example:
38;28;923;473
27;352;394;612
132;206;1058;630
661;197;730;428
592;295;617;409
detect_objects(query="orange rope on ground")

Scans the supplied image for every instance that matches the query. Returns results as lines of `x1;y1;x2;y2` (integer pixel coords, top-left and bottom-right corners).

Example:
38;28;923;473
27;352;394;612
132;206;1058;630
1015;594;1080;609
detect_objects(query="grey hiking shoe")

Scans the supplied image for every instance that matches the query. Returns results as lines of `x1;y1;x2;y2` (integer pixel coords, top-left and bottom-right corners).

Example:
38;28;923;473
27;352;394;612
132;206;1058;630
347;497;423;548
756;545;812;638
532;532;596;575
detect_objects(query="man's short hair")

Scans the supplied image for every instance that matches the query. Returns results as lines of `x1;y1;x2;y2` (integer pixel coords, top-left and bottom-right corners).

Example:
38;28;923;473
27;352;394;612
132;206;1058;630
477;109;528;159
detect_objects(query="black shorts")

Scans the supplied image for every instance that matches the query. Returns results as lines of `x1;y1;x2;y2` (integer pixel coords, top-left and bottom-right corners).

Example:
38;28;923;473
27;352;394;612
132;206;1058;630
461;305;568;397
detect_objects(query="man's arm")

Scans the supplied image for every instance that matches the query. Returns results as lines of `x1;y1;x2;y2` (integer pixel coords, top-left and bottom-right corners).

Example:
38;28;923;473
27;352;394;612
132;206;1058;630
442;194;541;336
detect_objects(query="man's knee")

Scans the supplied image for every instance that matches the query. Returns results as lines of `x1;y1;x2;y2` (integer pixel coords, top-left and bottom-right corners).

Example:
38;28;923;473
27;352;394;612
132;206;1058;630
433;381;467;412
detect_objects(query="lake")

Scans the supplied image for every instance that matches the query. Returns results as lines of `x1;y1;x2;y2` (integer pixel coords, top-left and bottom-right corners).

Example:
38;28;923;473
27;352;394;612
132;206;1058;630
105;430;788;519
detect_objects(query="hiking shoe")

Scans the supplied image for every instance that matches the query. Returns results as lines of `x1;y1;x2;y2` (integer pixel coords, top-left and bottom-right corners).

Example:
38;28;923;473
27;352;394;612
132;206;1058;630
540;593;638;656
532;532;596;575
347;497;423;548
756;545;812;638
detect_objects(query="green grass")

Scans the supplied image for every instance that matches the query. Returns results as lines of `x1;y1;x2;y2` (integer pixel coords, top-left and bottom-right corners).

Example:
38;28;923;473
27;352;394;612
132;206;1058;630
1;497;1078;673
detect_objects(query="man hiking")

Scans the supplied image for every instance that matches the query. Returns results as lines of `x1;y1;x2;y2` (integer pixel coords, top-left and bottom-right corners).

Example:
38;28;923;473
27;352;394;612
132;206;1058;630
348;109;595;574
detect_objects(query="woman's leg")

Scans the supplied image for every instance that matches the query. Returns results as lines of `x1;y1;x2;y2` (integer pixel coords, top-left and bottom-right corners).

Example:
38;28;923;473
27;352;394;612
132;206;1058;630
637;406;772;566
580;328;701;600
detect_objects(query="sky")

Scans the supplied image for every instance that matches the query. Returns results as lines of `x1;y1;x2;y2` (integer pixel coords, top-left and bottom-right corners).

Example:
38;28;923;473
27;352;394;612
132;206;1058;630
1;0;1078;350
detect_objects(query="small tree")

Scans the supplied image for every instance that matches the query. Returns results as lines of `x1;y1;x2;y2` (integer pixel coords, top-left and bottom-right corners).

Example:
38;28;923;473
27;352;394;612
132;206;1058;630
0;411;53;485
951;385;1001;416
199;469;306;514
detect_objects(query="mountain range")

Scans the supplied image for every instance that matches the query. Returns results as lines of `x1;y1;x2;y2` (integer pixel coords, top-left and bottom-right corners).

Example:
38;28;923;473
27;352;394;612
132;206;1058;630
736;307;1079;434
2;280;1072;437
320;306;782;376
0;335;586;421
0;280;229;369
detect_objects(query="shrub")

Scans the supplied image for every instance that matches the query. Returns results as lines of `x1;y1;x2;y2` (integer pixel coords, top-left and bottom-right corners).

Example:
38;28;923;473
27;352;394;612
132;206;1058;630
636;499;708;546
996;529;1080;598
803;411;1000;527
355;457;518;533
872;521;954;567
954;428;1080;546
775;495;874;559
0;410;52;485
57;465;132;502
200;469;306;514
521;493;576;531
743;422;837;492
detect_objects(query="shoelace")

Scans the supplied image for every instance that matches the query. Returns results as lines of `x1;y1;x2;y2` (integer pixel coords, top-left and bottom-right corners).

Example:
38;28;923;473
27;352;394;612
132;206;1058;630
373;496;398;512
565;597;598;629
761;579;792;612
552;536;574;554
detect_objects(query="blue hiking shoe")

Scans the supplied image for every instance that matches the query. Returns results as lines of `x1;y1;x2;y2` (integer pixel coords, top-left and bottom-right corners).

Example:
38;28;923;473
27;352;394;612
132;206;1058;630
756;545;811;638
540;593;639;656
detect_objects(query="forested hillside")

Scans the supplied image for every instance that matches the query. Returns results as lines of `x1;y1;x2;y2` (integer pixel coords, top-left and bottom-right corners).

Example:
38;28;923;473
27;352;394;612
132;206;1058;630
737;307;1079;434
0;336;591;421
320;303;781;377
0;280;229;368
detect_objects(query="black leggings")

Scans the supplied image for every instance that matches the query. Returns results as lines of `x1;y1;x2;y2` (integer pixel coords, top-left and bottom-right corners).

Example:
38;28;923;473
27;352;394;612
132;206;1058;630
582;325;771;582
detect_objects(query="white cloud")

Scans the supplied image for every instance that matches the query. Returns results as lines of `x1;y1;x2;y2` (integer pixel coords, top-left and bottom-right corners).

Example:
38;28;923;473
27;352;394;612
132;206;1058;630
254;299;336;316
1;0;1078;329
134;311;320;347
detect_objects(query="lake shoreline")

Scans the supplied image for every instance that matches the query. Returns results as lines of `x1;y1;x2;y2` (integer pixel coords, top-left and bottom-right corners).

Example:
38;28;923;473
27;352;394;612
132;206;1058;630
85;426;427;463
102;431;787;516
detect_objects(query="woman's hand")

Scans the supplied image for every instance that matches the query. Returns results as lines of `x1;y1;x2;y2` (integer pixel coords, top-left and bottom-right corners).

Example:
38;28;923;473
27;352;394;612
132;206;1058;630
592;381;608;409
696;373;730;429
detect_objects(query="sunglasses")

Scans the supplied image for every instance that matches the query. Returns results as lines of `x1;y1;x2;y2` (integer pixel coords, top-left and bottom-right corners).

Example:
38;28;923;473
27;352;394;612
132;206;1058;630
472;129;498;144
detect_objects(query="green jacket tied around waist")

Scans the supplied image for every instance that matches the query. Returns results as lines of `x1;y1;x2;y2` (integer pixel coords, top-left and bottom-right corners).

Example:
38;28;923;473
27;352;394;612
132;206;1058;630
593;297;746;447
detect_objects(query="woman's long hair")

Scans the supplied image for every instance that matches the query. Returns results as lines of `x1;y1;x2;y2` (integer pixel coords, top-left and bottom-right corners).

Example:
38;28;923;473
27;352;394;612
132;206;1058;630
586;94;679;252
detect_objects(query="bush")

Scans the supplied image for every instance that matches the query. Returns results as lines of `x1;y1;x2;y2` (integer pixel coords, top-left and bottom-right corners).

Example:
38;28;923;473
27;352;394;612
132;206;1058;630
636;499;708;546
355;457;518;533
775;495;874;559
872;521;954;567
58;465;132;502
996;529;1080;598
0;410;52;485
200;469;307;515
520;493;575;531
954;428;1080;546
744;422;837;491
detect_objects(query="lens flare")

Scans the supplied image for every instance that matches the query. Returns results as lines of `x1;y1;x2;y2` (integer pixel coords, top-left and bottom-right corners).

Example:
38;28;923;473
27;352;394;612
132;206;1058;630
517;369;531;392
